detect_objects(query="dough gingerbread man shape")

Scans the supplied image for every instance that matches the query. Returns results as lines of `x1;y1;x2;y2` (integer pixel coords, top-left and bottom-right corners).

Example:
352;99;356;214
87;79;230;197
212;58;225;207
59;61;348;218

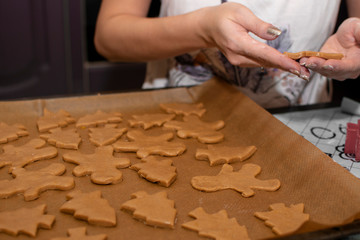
0;122;29;144
182;207;250;240
60;190;116;227
113;130;186;158
0;204;55;237
195;145;257;166
51;227;107;240
76;110;122;128
160;102;206;117
128;113;176;130
0;138;58;173
191;163;281;197
163;115;225;144
40;127;81;150
130;156;177;187
121;191;177;229
89;124;127;146
37;108;76;133
0;163;75;201
63;145;130;185
254;203;310;236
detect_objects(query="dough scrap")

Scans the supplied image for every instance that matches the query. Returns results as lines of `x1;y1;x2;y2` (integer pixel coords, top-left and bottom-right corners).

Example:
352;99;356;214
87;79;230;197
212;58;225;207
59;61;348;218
196;145;257;166
191;163;281;197
63;145;130;185
284;51;344;60
130;156;177;187
163;115;225;143
89;124;127;146
60;190;116;227
182;207;250;240
113;130;186;158
0;204;55;237
76;110;122;128
37;108;76;133
0;138;58;173
121;191;177;229
40;127;81;150
0;122;29;144
50;227;107;240
128;113;176;129
254;203;310;236
0;163;74;201
160;102;206;117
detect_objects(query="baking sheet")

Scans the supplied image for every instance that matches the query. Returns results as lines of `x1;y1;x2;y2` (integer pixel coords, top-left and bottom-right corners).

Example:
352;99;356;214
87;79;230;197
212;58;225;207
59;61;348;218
1;78;360;240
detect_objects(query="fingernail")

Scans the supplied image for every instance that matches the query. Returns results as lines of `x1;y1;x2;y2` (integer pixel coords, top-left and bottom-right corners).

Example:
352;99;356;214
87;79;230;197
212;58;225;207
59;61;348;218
289;69;300;76
267;26;282;37
323;65;334;71
300;62;306;66
306;63;317;69
300;75;309;81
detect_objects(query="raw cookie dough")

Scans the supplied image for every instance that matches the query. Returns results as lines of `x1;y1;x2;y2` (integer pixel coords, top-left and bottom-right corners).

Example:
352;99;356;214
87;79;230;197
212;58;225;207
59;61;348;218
284;51;344;60
50;227;107;240
76;110;122;128
40;127;81;150
160;102;206;117
89;124;127;146
0;122;29;144
37;108;76;133
128;113;176;130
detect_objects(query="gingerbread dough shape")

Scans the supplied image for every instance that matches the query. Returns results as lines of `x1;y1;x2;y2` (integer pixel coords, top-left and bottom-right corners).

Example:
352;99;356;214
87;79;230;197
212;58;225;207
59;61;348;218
254;203;310;236
130;156;177;187
0;122;29;144
160;102;206;117
121;191;177;229
191;163;281;197
113;130;186;158
40;127;81;150
76;110;122;128
37;108;76;133
0;204;55;237
196;145;257;166
63;145;130;185
163;115;225;143
51;227;107;240
182;207;250;240
89;124;127;146
128;113;176;130
0;163;74;201
0;138;58;173
284;51;344;60
60;190;116;227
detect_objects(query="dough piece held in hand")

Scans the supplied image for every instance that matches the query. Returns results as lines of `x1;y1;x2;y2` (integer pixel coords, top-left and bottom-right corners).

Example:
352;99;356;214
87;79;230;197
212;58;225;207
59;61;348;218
0;122;29;144
113;130;186;158
191;163;280;197
0;138;58;173
160;102;206;117
0;204;55;237
37;108;76;133
76;110;122;128
130;156;177;187
121;191;177;229
196;145;257;166
128;113;176;130
0;163;74;201
254;203;310;236
60;190;116;227
89;124;127;146
50;227;107;240
164;115;225;143
63;146;130;185
40;127;81;150
182;207;250;240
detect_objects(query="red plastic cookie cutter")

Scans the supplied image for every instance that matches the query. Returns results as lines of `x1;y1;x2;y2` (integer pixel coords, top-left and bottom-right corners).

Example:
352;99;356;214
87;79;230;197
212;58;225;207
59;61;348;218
344;120;360;161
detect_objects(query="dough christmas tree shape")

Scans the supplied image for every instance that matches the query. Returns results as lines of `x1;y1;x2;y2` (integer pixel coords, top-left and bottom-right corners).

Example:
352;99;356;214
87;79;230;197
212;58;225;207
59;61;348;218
63;145;130;185
182;207;250;240
160;102;206;117
89;124;127;146
37;108;76;133
76;110;122;128
121;191;177;229
50;227;107;240
191;163;281;197
128;113;176;130
0;122;29;144
40;127;82;149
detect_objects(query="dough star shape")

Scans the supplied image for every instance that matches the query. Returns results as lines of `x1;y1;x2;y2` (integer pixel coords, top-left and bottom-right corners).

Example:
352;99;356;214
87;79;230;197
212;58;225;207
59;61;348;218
163;115;225;143
121;191;177;229
128;113;176;130
76;110;122;128
160;102;206;117
89;124;127;146
0;122;29;144
0;138;58;173
113;130;186;158
254;203;310;236
182;207;250;240
191;163;281;197
50;227;107;240
37;108;76;133
0;163;75;201
40;127;81;149
0;204;55;237
63;145;130;185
